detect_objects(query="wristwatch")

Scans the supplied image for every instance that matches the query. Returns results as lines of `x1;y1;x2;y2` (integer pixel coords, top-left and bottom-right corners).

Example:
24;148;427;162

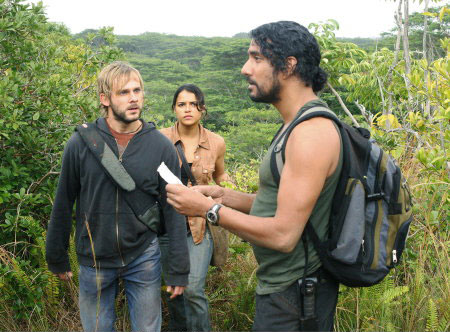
206;204;223;226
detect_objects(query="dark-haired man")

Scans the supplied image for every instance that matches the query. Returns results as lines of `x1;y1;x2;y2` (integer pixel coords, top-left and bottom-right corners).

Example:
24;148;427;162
46;61;189;332
166;21;341;331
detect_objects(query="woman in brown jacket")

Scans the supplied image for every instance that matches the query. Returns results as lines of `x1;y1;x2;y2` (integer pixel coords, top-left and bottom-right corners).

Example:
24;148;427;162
159;84;230;331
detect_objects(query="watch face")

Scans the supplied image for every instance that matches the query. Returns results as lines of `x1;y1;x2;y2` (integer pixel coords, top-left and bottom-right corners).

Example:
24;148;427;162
206;204;222;226
207;211;218;224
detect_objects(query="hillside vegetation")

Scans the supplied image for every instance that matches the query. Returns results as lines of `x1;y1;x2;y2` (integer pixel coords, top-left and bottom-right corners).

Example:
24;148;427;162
0;0;448;331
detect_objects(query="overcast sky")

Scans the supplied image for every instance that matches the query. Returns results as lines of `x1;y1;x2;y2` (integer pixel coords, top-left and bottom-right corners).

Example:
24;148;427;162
26;0;426;38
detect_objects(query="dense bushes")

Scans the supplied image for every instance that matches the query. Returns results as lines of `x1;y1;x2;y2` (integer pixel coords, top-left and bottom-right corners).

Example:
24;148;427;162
0;0;448;331
0;0;121;327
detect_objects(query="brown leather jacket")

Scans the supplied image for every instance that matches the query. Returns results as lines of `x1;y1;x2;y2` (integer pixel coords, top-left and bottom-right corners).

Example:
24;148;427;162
159;122;230;244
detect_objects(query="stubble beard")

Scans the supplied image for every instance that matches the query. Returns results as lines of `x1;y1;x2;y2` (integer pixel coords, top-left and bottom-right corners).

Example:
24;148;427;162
248;72;281;104
110;103;141;125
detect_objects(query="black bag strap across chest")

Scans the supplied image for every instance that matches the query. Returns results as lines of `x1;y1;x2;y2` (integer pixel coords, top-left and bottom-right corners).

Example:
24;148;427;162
175;141;197;186
75;123;161;229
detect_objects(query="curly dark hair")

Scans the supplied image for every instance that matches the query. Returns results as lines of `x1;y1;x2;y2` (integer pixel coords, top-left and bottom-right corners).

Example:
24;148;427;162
250;21;327;93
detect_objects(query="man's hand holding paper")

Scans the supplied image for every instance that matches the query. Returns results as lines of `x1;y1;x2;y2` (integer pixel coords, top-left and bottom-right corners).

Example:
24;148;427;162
160;162;221;217
165;184;215;218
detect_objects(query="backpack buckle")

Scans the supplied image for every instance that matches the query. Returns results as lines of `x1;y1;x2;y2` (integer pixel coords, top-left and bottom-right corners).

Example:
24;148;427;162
367;192;384;201
273;144;282;153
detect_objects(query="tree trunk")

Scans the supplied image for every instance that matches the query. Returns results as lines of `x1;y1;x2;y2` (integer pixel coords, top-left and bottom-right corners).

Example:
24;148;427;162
385;0;403;129
355;101;372;124
327;82;360;127
423;0;431;117
402;0;414;110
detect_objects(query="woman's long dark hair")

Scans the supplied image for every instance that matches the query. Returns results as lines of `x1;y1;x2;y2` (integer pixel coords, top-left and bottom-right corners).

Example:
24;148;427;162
172;84;208;118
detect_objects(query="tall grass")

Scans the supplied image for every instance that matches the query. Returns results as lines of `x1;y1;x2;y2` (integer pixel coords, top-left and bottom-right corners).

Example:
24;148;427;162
1;160;448;331
207;234;257;331
0;243;81;331
207;160;449;332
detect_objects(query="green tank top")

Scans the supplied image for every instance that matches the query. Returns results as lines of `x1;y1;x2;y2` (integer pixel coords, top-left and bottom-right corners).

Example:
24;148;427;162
250;99;343;295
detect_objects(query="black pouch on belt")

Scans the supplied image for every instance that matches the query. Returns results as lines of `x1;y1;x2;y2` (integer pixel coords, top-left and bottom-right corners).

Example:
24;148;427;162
299;277;318;331
298;235;319;331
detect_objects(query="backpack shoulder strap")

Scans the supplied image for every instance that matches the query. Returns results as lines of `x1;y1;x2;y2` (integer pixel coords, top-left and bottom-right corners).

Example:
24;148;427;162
270;106;341;185
75;123;136;192
175;141;198;186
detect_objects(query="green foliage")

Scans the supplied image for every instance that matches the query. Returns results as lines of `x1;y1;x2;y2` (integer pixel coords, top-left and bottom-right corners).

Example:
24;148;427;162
206;165;259;330
221;107;281;162
115;31;257;133
426;298;439;332
223;160;259;194
336;278;409;331
0;0;122;325
1;1;449;331
207;234;257;331
380;5;449;59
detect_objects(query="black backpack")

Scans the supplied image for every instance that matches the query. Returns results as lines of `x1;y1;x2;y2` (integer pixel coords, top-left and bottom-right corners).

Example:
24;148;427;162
270;105;413;287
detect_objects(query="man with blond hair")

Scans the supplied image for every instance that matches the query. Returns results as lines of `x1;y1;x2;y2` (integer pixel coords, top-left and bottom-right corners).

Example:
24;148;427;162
46;61;189;331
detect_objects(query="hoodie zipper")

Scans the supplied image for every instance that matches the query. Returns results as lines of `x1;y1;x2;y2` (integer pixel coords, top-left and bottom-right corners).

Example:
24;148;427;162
116;187;125;266
115;139;132;268
108;122;145;267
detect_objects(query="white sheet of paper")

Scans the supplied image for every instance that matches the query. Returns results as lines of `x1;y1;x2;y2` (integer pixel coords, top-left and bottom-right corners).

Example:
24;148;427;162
157;162;183;185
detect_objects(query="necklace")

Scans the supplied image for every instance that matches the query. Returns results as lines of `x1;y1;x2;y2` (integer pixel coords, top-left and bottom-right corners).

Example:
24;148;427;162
121;122;142;134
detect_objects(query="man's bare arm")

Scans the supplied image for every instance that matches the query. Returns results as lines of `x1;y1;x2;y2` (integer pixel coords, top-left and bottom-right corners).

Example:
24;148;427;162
193;185;256;214
167;117;340;252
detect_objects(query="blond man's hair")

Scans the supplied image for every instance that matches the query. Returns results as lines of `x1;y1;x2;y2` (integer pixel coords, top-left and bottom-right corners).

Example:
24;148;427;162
97;61;144;115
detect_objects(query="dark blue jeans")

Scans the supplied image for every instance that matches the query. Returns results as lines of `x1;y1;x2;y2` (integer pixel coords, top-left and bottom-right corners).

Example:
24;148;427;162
252;271;339;331
79;239;161;332
160;229;213;332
